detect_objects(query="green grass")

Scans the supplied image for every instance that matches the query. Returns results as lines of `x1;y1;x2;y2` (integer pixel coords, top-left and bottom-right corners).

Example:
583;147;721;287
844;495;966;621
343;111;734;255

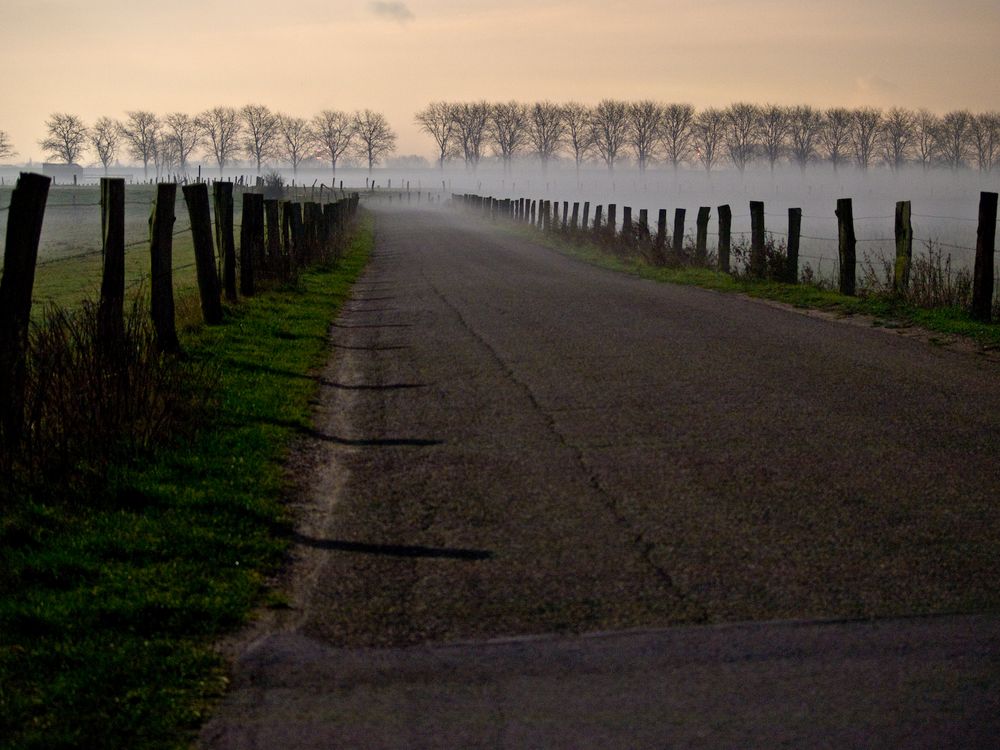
0;215;373;749
511;225;1000;350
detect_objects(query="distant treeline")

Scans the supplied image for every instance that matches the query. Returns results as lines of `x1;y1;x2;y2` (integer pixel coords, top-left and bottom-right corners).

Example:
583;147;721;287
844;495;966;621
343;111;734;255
415;101;1000;174
5;106;399;178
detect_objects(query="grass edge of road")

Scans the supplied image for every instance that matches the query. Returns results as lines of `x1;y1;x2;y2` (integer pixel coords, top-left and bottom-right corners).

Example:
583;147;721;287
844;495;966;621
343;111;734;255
0;215;374;750
503;223;1000;352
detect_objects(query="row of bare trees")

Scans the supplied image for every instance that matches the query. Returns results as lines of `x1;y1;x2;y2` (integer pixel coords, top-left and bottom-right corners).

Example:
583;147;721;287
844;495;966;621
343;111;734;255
32;107;398;178
416;101;1000;174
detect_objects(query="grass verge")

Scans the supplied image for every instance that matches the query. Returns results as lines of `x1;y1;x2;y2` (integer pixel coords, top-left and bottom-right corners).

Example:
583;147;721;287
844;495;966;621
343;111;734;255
0;214;373;749
511;225;1000;351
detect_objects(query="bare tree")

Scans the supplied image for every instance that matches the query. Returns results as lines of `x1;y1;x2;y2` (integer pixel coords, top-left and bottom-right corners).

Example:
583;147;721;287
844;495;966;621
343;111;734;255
195;106;243;177
912;109;939;171
152;131;179;181
240;104;279;174
879;107;915;171
937;110;973;170
660;103;695;173
723;102;759;174
787;105;824;172
415;101;456;170
969;112;999;173
352;109;397;173
757;104;790;171
90;117;122;174
693;107;725;173
451;101;490;171
526;101;565;173
820;107;852;172
589;99;630;172
0;131;16;160
487;101;529;173
39;112;88;164
312;110;356;179
277;114;315;177
627;100;663;173
849;107;882;170
120;111;159;179
163;112;202;174
561;102;592;177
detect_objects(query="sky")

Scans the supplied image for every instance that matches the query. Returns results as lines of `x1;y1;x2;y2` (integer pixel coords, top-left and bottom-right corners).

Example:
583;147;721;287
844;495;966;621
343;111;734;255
1;0;998;165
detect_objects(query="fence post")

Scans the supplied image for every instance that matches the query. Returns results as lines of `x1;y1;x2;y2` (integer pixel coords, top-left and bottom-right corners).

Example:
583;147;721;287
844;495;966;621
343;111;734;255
607;204;617;238
571;202;580;231
655;209;667;261
264;199;280;278
622;206;633;246
594;205;603;236
182;183;224;325
718;204;732;273
239;192;258;297
582;201;590;230
696;206;710;262
289;202;305;267
971;191;998;322
836;197;856;296
638;209;649;246
0;172;50;453
530;200;537;226
213;181;237;302
150;183;180;353
749;200;765;278
893;200;912;295
98;177;126;344
672;208;686;255
787;207;802;283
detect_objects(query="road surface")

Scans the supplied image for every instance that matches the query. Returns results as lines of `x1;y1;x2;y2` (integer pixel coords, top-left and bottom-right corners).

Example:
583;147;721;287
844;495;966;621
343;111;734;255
201;204;1000;748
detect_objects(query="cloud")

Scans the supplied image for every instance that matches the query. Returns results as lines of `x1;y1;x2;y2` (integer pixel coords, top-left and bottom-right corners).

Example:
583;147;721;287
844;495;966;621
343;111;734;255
369;1;414;23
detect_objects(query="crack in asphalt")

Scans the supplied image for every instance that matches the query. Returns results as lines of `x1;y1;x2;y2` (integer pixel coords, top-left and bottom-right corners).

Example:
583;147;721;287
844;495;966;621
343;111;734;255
418;263;705;621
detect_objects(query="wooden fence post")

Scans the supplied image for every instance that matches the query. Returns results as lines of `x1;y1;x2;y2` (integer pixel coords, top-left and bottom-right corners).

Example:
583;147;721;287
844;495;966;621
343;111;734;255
607;204;617;238
655;209;667;259
749;201;765;278
622;206;633;246
213;181;237;302
98;177;126;344
150;183;180;353
696;206;710;262
582;202;590;229
182;182;224;325
787;207;802;283
571;202;580;231
239;192;260;297
893;200;912;295
836;198;856;296
264;199;280;278
718;204;732;273
530;200;537;226
0;172;50;452
593;205;603;235
638;209;649;245
672;208;686;256
971;191;998;322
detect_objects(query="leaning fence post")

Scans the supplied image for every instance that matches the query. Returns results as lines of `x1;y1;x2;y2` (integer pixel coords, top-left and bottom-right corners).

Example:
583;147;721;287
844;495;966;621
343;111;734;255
582;202;590;230
571;202;580;231
696;207;710;263
971;191;998;322
836;197;856;296
0;172;50;453
213;181;237;302
787;207;802;283
607;204;617;238
149;183;180;353
182;182;224;325
893;200;913;295
655;209;667;261
239;193;258;297
622;206;633;247
264;199;280;278
98;177;126;344
593;205;603;235
749;200;765;278
718;204;732;273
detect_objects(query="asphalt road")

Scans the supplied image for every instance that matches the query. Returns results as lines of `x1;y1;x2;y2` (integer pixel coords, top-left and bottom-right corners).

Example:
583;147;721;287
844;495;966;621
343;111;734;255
201;204;1000;748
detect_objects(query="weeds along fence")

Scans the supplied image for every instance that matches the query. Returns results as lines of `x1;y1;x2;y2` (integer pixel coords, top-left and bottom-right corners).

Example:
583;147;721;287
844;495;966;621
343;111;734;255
0;172;360;472
453;192;999;321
